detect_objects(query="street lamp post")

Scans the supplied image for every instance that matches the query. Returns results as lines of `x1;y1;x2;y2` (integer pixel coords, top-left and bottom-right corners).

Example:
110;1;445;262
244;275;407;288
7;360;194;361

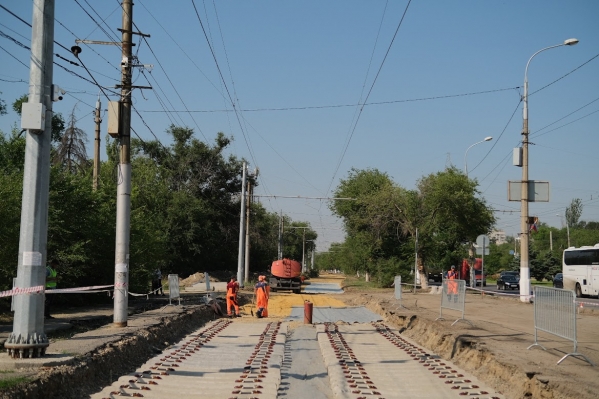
519;38;579;303
464;136;493;176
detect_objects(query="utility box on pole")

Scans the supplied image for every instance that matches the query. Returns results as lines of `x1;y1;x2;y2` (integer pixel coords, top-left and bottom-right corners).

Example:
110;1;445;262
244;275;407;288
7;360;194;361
107;101;120;138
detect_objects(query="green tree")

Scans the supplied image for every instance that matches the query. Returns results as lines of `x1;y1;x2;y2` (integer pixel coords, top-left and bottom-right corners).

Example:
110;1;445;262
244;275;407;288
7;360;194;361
565;198;583;228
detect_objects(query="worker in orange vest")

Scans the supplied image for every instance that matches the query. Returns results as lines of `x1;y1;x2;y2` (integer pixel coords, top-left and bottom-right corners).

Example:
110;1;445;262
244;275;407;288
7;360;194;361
255;275;270;318
447;265;458;302
226;276;240;318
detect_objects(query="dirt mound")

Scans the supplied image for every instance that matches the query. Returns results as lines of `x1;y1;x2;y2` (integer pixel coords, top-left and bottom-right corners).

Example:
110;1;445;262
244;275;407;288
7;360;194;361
179;272;221;287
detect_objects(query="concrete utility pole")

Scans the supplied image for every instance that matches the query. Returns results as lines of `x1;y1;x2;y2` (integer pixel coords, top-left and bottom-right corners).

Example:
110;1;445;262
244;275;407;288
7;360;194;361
5;0;55;358
302;229;306;273
113;0;133;327
278;211;283;260
244;179;251;283
93;94;101;191
237;162;247;287
519;38;578;303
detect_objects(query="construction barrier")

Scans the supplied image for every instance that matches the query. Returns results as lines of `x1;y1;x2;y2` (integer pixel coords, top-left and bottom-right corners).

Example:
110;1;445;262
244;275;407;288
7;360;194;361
436;279;472;326
1;285;44;298
163;274;180;308
394;276;402;300
527;286;594;366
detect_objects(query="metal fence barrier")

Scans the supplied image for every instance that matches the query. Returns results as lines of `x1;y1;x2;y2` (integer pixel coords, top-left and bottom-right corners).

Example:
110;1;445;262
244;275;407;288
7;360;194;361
527;286;594;366
436;279;472;326
161;274;181;310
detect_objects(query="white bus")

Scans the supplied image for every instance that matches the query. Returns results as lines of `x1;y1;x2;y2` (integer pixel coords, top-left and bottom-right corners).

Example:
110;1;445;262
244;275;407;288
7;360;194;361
562;244;599;298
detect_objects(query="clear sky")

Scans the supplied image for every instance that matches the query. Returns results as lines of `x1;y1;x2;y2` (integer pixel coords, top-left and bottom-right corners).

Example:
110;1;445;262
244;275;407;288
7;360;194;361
1;1;598;252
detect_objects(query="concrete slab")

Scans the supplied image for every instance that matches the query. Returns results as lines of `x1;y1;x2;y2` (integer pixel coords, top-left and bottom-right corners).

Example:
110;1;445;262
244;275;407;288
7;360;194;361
91;320;287;399
318;323;503;399
287;306;382;323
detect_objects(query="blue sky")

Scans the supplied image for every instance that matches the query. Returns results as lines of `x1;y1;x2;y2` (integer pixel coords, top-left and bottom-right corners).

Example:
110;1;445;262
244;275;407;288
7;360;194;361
1;1;598;252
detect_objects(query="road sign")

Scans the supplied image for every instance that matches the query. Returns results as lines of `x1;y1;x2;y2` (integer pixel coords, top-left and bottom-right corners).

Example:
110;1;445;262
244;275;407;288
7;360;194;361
476;235;490;255
508;181;550;202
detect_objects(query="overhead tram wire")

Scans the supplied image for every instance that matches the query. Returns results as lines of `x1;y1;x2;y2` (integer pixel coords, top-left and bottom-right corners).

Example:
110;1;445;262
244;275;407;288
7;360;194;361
54;16;120;73
136;87;520;114
0;3;73;54
123;18;211;143
324;0;412;199
74;0;121;45
190;0;259;168
458;52;599;178
208;0;261;190
0;44;29;68
137;1;231;106
468;99;522;176
139;70;178;126
344;0;389;149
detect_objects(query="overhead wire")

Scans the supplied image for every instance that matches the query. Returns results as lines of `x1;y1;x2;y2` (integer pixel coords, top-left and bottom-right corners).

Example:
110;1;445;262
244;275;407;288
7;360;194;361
471;52;599;176
189;0;258;165
324;0;412;199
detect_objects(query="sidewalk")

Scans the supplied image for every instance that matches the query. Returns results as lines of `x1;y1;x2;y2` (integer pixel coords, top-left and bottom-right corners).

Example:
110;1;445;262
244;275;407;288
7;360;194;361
0;294;211;369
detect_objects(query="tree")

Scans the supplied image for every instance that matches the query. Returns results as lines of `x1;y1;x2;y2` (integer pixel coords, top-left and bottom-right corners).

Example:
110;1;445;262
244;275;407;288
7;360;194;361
0;92;7;116
565;198;583;228
53;105;88;173
330;166;495;287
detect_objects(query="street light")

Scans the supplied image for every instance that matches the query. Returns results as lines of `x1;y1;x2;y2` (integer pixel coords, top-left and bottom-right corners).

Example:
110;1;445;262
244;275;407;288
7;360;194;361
464;136;493;176
519;38;579;303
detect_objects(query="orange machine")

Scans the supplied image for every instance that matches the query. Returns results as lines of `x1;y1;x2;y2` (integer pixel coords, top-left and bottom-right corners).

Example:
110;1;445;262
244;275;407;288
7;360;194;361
269;258;302;294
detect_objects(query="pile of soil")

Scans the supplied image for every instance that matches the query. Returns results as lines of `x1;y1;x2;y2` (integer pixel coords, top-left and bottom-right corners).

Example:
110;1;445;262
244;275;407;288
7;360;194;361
179;272;221;287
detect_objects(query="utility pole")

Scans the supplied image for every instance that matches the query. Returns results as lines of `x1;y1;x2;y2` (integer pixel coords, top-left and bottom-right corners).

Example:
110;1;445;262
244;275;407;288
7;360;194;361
244;179;251;283
5;0;54;358
93;94;101;191
302;229;306;273
113;0;133;327
278;211;283;260
236;162;247;287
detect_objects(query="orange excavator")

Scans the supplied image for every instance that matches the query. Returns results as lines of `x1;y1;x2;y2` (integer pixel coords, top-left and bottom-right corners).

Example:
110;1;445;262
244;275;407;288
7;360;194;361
269;258;302;294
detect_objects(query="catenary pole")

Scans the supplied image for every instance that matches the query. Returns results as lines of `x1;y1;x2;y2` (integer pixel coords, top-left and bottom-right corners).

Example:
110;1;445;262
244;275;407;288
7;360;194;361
237;162;247;287
244;179;251;283
5;0;55;358
519;39;578;303
113;0;133;327
93;93;101;191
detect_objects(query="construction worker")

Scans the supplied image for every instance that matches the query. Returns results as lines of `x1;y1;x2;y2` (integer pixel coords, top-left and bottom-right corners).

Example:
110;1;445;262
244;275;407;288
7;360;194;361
254;275;270;318
45;259;58;319
226;276;240;317
447;265;458;302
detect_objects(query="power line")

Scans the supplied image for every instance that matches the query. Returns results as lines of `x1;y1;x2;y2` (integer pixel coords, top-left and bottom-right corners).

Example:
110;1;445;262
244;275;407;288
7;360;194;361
324;0;413;200
190;0;258;167
136;87;520;114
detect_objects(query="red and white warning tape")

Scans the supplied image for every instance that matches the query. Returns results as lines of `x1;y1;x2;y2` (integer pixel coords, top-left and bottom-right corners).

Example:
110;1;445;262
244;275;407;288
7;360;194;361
0;285;44;298
46;284;114;294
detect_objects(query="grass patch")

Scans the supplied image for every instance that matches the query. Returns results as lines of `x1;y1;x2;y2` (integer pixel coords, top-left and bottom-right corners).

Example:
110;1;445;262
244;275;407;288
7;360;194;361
343;276;379;290
0;376;31;389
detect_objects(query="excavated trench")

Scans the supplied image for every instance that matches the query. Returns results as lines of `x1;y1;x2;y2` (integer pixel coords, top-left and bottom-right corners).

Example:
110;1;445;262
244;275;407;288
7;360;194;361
0;289;590;399
348;293;589;399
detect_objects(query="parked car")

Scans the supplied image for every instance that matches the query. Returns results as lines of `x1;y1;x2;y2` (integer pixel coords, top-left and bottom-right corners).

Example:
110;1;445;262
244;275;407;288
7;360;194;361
427;270;443;283
497;272;520;290
553;273;563;289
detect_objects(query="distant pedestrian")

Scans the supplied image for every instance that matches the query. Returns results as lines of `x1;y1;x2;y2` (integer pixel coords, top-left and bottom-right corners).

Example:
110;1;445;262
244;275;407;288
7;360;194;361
152;269;164;296
45;259;58;319
254;275;270;318
226;276;240;317
447;265;458;302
